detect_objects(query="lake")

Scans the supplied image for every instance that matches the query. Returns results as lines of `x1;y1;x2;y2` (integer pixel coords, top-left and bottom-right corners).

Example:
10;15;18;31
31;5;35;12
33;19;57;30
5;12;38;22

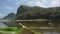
0;23;7;27
43;32;60;34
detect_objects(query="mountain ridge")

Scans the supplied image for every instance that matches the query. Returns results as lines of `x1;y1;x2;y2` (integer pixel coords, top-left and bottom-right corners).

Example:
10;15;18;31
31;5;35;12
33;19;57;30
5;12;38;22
16;5;60;20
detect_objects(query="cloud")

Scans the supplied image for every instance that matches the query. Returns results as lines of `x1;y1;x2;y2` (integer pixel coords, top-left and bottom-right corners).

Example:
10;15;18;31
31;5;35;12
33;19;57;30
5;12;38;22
0;6;13;10
16;2;20;5
0;13;3;18
34;1;47;8
5;6;13;10
20;0;26;2
26;1;48;8
0;13;3;16
14;0;25;1
16;0;26;5
26;0;60;8
42;0;48;4
50;0;60;7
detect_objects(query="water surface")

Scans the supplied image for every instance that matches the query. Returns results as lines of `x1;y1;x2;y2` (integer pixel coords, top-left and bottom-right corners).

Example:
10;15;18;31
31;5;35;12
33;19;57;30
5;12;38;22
0;23;7;28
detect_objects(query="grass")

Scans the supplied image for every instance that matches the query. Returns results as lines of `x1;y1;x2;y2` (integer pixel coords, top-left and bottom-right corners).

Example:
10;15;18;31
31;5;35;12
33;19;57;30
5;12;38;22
0;27;24;34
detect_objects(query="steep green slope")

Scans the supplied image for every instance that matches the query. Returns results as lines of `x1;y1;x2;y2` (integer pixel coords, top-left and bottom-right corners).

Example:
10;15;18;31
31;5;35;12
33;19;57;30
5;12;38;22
16;5;60;20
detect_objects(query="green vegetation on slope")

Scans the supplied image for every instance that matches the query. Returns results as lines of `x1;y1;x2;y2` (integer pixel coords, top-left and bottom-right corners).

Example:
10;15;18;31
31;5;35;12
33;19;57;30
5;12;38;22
3;13;15;20
3;13;16;27
16;5;60;20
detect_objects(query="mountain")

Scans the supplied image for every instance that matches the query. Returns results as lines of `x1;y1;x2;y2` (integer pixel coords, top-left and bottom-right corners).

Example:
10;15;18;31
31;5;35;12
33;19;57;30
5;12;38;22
3;13;15;20
3;13;17;27
16;5;60;20
15;5;60;33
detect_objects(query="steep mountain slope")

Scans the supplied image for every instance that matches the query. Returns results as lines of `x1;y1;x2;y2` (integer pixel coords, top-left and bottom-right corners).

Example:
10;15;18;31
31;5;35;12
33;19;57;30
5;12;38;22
3;13;17;27
16;5;60;20
3;13;15;20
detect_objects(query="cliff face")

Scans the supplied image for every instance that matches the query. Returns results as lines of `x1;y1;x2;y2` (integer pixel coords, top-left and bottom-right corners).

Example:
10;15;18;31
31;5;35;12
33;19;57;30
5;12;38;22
16;5;60;20
3;13;17;27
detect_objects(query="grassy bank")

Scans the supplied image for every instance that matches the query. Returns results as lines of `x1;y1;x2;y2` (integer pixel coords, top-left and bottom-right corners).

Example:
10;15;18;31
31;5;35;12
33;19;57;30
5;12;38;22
0;27;23;34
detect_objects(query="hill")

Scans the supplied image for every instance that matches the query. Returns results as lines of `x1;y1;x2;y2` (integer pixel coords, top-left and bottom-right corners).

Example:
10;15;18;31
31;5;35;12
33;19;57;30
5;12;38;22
3;13;16;27
3;13;15;20
16;5;60;20
16;5;60;34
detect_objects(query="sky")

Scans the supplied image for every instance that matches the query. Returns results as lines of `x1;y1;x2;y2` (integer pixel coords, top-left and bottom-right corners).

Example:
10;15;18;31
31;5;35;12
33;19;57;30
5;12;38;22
0;0;60;18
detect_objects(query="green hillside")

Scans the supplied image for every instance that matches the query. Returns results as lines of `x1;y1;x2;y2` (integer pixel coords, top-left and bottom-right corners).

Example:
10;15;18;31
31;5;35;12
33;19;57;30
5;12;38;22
16;5;60;20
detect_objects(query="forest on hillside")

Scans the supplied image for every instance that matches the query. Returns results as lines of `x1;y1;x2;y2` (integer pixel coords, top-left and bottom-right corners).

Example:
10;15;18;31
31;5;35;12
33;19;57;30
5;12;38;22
16;5;60;20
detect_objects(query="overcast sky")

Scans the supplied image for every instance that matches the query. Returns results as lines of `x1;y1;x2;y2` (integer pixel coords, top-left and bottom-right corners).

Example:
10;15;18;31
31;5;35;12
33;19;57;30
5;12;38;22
0;0;60;18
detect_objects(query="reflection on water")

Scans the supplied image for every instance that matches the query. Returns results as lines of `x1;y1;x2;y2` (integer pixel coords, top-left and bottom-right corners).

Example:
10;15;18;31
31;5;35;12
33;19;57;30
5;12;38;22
0;23;7;27
43;32;60;34
39;32;60;34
